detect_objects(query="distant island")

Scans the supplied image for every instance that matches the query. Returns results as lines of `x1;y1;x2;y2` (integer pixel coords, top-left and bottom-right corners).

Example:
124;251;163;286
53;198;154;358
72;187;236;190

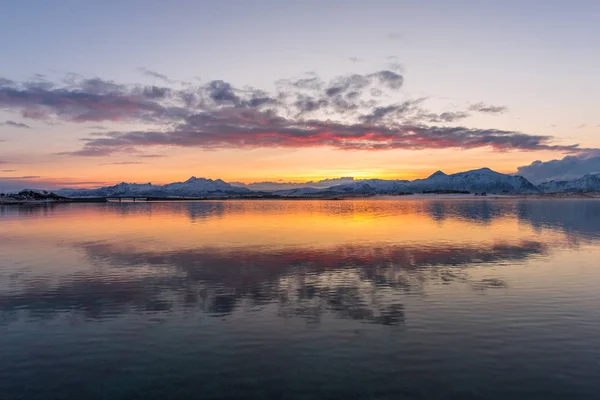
2;167;600;204
0;190;69;204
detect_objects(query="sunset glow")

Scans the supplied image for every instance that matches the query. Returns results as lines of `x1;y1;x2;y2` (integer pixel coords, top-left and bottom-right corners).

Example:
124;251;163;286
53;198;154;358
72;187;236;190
1;2;599;191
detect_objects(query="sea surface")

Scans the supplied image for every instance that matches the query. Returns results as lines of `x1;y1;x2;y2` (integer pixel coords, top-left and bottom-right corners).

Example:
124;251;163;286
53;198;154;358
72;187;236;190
1;198;600;400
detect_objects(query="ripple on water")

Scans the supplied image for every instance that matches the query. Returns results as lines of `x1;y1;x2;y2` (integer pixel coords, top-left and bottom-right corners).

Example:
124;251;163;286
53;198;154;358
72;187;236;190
1;199;600;399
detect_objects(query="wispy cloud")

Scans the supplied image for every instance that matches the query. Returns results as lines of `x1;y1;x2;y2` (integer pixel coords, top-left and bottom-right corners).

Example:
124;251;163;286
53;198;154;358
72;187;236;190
100;161;146;165
469;102;507;114
137;154;167;158
387;32;402;41
419;111;470;124
1;120;30;128
138;67;173;83
0;175;41;179
1;169;16;172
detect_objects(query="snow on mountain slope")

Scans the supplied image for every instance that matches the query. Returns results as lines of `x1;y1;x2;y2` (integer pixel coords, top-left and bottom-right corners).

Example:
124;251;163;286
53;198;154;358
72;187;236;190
328;168;538;194
272;187;327;196
56;177;250;197
55;182;155;197
49;168;545;198
328;179;412;194
163;177;249;195
232;177;356;191
538;173;600;193
410;168;539;194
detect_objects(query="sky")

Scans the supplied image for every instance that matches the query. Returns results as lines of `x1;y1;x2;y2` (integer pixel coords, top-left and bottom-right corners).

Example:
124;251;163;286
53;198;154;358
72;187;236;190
1;0;599;191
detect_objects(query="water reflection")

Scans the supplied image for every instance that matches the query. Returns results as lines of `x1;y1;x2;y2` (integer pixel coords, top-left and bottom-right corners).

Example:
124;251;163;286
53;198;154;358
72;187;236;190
2;199;600;399
0;199;599;326
0;239;547;325
2;198;600;236
0;200;600;325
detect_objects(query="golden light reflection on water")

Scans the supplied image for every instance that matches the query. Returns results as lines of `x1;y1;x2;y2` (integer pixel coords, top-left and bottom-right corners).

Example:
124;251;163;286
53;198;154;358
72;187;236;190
2;198;599;298
3;199;600;400
0;199;567;252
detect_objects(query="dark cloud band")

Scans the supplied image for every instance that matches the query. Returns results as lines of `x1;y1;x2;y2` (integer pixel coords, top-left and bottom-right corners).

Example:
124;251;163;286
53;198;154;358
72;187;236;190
0;69;590;157
517;151;600;183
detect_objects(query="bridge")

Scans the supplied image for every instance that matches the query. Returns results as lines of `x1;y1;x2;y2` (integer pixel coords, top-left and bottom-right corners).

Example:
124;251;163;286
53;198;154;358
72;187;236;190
106;197;148;202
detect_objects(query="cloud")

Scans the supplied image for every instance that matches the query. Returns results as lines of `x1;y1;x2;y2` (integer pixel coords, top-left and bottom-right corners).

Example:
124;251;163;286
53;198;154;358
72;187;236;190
0;77;173;123
1;169;16;172
348;57;363;63
75;78;125;95
140;85;170;99
358;100;423;124
0;175;41;179
100;161;146;165
137;154;166;158
1;120;30;128
278;69;405;117
516;152;600;183
387;32;402;40
386;56;403;73
63;108;585;156
0;160;7;164
138;68;173;83
369;70;404;90
419;111;470;124
469;102;507;114
0;69;592;158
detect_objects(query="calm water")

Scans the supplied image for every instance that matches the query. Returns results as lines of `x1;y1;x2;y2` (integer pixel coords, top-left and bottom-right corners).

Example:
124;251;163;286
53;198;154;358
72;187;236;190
1;199;600;400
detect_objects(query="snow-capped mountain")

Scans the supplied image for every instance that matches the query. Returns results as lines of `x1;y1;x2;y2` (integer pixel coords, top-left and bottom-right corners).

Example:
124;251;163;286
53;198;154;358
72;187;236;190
325;168;538;194
325;179;412;194
55;177;250;197
410;168;539;194
272;187;328;196
231;177;356;191
163;177;247;195
55;182;155;197
46;168;590;199
538;173;600;193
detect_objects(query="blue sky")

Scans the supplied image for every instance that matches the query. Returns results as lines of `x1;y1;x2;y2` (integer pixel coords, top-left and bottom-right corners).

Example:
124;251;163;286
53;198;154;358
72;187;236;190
1;0;599;190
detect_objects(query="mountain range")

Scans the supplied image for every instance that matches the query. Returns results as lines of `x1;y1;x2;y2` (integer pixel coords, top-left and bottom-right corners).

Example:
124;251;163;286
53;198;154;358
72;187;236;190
55;177;250;198
537;174;600;193
45;168;600;198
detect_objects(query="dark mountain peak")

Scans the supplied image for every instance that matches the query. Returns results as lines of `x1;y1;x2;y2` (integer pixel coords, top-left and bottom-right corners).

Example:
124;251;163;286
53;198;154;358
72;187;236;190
472;167;494;173
185;176;202;183
461;167;502;176
428;170;447;179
